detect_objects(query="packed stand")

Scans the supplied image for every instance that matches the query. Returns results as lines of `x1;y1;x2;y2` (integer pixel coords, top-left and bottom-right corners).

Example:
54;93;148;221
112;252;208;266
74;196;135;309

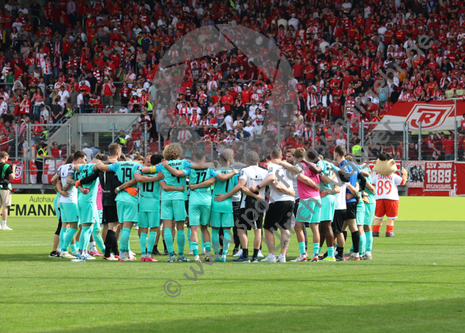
1;0;465;161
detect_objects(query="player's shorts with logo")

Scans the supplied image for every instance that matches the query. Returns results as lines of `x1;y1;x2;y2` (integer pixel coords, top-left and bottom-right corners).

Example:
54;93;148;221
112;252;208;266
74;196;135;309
78;201;97;225
117;201;139;223
189;204;211;226
102;205;118;224
296;197;321;223
364;202;376;225
161;199;186;221
320;195;336;222
59;202;79;223
138;211;160;228
375;199;399;219
356;201;365;226
264;201;294;230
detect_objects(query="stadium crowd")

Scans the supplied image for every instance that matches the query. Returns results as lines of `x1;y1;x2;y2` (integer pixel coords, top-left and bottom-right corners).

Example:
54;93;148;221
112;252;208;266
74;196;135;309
0;0;465;162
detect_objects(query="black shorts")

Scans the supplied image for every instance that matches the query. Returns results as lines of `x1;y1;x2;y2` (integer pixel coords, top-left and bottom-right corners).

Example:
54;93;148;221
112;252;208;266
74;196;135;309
236;208;264;231
344;202;357;220
264;201;294;231
102;206;118;224
332;209;346;234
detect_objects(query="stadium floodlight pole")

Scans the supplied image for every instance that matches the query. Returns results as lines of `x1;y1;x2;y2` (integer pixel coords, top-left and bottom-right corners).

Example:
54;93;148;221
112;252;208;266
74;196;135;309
312;122;315;150
144;122;148;156
15;124;18;163
443;97;460;161
80;123;83;150
346;121;350;152
418;121;422;161
406;121;410;161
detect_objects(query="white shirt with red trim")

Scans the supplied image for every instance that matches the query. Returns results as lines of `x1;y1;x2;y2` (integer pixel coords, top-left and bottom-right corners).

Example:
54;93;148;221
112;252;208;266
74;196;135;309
372;173;403;200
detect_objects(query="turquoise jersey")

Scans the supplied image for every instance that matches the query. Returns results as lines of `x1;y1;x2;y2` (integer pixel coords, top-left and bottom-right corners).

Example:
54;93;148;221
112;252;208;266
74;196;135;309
212;167;238;213
77;163;98;202
361;166;375;204
139;164;162;212
318;160;340;192
109;161;143;204
186;168;217;206
160;159;192;201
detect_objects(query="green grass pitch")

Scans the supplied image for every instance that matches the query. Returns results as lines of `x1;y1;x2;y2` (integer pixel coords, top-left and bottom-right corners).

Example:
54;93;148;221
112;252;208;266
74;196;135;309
0;217;464;333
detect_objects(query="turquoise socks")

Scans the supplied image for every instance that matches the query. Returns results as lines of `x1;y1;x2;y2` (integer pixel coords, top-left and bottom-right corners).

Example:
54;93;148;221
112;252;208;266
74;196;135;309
63;228;78;252
140;232;147;255
212;229;220;255
120;228;131;252
187;228;192;251
204;241;211;253
365;231;373;252
223;230;231;256
59;227;67;251
359;231;366;255
177;229;185;255
92;223;105;252
328;246;334;258
79;227;91;251
191;241;199;256
164;228;174;255
148;232;157;255
298;242;306;255
70;243;77;253
312;243;319;256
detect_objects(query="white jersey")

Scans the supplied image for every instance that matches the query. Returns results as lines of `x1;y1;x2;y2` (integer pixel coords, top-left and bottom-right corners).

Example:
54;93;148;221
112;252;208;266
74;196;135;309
334;174;347;210
58;164;78;204
267;162;295;203
372;173;402;200
239;165;268;209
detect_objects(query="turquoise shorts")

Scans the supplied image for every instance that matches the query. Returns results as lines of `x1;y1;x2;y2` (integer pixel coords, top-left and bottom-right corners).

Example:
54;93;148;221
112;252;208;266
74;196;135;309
161;200;186;222
189;204;211;226
54;195;61;222
356;201;365;226
296;197;321;223
78;201;97;225
364;202;376;226
117;201;139;223
138;210;160;229
210;211;234;228
320;195;336;222
59;202;79;223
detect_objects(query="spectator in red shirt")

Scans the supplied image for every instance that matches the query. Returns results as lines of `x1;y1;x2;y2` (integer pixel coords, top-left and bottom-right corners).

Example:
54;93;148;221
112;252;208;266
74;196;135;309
221;90;233;112
444;134;455;160
131;124;142;152
330;96;343;121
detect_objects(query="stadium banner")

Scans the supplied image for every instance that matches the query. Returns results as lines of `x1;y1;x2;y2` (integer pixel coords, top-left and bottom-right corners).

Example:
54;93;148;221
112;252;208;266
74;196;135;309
424;161;454;191
405;161;425;188
375;101;465;132
455;162;465;196
7;194;56;218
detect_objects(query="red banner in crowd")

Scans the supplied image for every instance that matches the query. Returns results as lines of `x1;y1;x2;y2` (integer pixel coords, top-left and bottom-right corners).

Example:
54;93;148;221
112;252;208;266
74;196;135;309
456;162;465;195
424;161;454;191
375;101;465;132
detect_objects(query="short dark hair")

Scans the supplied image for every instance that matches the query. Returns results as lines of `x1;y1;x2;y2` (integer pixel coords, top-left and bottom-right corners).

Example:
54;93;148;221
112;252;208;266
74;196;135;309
150;154;163;165
334;145;346;157
73;150;85;161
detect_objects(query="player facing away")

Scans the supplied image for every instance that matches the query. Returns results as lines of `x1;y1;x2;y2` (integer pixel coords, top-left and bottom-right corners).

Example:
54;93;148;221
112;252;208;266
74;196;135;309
361;163;376;259
97;157;159;261
56;151;87;259
250;148;295;263
316;157;341;262
216;151;268;263
73;159;103;261
144;143;206;263
334;145;362;261
186;151;238;262
371;153;408;237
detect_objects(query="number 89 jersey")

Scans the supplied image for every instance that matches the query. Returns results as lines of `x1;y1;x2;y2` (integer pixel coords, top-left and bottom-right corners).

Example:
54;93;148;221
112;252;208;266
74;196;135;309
372;173;403;201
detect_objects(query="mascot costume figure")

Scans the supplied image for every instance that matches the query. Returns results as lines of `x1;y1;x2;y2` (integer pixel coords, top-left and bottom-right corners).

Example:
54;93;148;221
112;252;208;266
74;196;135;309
371;153;408;237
